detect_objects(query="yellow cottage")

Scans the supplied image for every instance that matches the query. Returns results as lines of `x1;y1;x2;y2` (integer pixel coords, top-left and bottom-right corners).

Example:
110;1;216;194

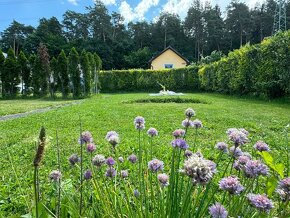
149;46;189;70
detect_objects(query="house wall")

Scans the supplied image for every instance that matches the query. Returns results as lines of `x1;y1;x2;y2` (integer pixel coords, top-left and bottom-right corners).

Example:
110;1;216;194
150;49;187;70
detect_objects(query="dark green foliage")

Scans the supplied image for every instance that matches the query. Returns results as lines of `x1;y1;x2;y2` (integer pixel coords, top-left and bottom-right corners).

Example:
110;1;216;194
18;51;30;95
50;57;58;98
98;66;199;92
31;55;42;96
199;31;290;98
80;50;91;96
124;47;152;69
2;48;19;97
0;49;5;96
68;47;80;98
37;43;50;96
57;50;69;98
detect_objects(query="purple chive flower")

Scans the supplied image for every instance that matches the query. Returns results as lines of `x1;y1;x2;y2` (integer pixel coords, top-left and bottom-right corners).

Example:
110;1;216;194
182;119;194;128
172;129;185;138
276;177;290;201
185;108;195;118
148;159;164;172
106;157;115;166
134;116;145;130
247;194;274;213
229;146;243;158
118;157;124;163
195;150;203;158
105;167;116;177
49;170;62;182
86;143;96;153
227;128;249;146
147;127;158;137
244;160;269;178
92;154;106;167
157;173;169;187
219;176;244;195
239;128;249;136
120;170;129;179
79;131;93;144
84;170;92;180
209;202;228;218
128;154;138;163
171;139;189;150
184;150;193;158
105;131;119;140
215;142;228;153
183;154;214;185
134;189;140;197
192;119;203;128
68;154;80;165
254;141;270;152
233;155;251;171
108;135;120;147
205;160;217;174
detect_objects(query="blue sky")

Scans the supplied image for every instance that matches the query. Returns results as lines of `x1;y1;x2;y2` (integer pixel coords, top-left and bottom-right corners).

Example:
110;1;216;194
0;0;264;32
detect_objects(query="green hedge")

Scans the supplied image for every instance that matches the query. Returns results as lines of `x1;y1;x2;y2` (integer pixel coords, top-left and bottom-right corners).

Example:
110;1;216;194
198;31;290;98
99;67;200;92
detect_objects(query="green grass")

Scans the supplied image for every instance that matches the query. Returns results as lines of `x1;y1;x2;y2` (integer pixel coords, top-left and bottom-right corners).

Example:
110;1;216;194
0;98;76;116
0;93;289;216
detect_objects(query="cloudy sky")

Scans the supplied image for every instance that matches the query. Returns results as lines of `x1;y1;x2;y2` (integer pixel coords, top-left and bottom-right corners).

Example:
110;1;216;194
0;0;265;31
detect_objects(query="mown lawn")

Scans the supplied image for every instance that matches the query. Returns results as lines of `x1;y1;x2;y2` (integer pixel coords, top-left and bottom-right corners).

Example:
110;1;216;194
0;93;289;216
0;98;76;116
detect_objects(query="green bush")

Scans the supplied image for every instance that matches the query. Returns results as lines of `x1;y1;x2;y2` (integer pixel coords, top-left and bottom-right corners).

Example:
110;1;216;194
199;31;290;98
99;66;200;92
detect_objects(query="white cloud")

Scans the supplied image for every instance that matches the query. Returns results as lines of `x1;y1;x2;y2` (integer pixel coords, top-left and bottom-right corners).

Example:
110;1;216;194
119;0;160;23
162;0;196;19
246;0;265;8
96;0;116;6
68;0;78;5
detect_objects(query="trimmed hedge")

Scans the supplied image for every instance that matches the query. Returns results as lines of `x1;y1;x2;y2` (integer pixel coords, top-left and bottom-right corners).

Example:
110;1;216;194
198;31;290;98
99;31;290;98
99;67;199;92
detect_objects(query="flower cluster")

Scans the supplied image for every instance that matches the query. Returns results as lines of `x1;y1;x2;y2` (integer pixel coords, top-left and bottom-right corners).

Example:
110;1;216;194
92;154;106;167
247;194;274;213
227;128;249;146
147;127;158;137
185;108;195;118
105;131;119;147
219;176;244;195
171;139;189;150
148;159;164;172
49;170;62;182
157;173;169;187
209;203;228;218
134;116;145;130
244;160;268;178
79;131;93;144
192;119;203;129
172;129;185;138
183;154;215;185
215;142;228;153
276;177;290;201
253;141;270;152
68;154;80;165
233;155;251;171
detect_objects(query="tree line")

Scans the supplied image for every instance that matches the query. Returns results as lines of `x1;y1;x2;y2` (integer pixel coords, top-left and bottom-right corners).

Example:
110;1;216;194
1;0;289;70
0;45;102;98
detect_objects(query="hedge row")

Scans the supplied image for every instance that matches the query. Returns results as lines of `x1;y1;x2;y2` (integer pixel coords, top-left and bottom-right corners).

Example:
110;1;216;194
99;31;290;98
99;67;199;92
198;31;290;98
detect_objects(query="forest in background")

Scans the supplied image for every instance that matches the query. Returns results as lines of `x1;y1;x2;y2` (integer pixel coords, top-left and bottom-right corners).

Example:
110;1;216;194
1;0;290;70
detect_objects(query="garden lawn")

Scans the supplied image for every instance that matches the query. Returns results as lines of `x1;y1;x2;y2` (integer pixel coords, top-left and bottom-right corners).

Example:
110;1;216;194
0;98;76;116
0;93;289;217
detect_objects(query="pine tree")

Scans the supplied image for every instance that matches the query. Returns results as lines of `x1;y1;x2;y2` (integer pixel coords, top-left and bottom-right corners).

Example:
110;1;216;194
18;51;30;95
57;50;69;98
3;48;19;97
0;49;5;96
80;50;91;96
68;47;80;98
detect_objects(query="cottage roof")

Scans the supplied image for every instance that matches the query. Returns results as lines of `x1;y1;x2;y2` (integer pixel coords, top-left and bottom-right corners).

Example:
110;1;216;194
148;46;190;64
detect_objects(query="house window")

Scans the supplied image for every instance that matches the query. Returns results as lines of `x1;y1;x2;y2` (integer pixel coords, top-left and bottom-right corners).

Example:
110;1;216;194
164;64;173;68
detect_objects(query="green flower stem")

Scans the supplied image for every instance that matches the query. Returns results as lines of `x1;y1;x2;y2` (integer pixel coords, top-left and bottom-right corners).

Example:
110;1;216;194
33;166;39;218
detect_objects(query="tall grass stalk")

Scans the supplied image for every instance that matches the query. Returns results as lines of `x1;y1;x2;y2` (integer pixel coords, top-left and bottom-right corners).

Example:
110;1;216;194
56;130;61;218
79;119;83;216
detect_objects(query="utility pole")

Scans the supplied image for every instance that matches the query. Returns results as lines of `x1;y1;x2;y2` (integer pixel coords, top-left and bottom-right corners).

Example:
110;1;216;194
273;0;287;34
